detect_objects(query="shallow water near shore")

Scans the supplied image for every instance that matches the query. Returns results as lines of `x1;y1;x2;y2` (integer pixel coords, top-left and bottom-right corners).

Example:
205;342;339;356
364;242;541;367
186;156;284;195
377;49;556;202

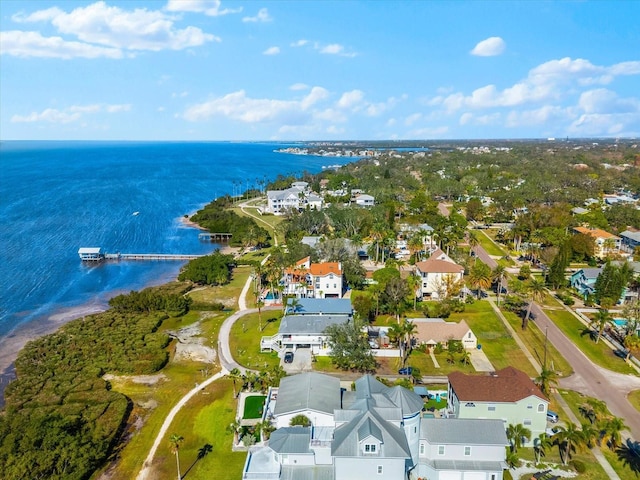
0;141;348;386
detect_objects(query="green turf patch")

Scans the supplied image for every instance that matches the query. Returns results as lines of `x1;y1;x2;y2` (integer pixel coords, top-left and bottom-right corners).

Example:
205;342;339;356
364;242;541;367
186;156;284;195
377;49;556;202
243;395;266;419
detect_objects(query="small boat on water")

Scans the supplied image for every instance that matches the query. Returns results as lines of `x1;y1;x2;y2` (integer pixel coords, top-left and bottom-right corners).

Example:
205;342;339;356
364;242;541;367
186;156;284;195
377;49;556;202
132;211;140;216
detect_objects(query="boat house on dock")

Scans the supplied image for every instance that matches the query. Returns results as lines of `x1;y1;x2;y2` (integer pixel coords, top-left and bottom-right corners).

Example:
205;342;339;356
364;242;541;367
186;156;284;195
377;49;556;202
78;247;104;261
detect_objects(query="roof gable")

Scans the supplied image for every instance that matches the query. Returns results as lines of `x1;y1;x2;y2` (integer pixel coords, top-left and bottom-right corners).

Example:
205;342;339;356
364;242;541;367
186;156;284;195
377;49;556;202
448;366;547;403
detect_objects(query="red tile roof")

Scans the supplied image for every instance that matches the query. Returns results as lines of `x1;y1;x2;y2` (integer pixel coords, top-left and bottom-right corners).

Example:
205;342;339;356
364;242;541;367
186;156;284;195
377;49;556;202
309;262;341;276
448;366;547;402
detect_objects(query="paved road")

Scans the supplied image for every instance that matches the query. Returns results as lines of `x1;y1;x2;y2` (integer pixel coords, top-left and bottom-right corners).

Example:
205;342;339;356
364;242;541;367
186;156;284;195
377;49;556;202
474;234;498;269
531;302;640;440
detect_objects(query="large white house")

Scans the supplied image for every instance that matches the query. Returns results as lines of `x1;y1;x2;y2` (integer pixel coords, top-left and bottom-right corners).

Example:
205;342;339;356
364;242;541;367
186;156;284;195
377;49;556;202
242;372;508;480
281;257;343;299
266;182;324;215
447;367;549;446
414;249;465;299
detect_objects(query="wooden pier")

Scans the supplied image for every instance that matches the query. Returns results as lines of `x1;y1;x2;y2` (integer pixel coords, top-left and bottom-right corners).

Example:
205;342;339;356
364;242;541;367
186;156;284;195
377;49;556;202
79;248;204;262
198;232;232;242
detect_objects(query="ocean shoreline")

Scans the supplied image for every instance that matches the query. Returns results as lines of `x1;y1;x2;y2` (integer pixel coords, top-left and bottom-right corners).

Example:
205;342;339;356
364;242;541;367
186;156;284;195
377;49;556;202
0;215;224;404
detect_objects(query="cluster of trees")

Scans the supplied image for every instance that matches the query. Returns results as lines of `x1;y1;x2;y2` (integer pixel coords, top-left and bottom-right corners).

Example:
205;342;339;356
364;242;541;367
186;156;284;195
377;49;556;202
178;251;236;285
325;320;376;372
0;308;172;479
190;196;271;248
109;287;192;315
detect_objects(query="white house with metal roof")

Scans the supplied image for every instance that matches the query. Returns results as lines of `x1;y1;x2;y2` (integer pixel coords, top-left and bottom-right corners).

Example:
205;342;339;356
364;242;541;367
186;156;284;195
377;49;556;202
417;418;509;480
261;298;353;355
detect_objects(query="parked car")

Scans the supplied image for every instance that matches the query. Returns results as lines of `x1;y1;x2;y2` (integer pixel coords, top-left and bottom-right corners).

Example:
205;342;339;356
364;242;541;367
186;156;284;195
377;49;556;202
398;366;413;375
614;349;629;359
545;426;560;437
284;351;294;364
546;410;559;423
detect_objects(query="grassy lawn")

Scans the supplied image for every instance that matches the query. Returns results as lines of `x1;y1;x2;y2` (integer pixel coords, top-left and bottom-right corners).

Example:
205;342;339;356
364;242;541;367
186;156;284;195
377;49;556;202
477;229;507;256
558;389;639;479
149;378;247;480
628;390;640;413
406;349;477;376
502;310;573;377
188;265;251;308
543;308;637;375
229;311;282;369
243;395;267;419
449;301;538;377
103;310;230;479
515;447;610;480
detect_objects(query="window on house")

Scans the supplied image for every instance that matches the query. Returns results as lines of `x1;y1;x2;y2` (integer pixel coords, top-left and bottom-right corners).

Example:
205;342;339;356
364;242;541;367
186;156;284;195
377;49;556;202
538;403;545;412
491;475;497;480
527;404;533;409
465;402;475;407
329;274;334;279
488;405;496;411
464;446;471;456
364;444;377;454
524;419;532;426
377;465;383;475
419;443;425;455
438;445;445;455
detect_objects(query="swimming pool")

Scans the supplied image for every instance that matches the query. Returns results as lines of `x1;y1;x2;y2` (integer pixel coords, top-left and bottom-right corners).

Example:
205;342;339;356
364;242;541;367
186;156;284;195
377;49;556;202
612;318;627;327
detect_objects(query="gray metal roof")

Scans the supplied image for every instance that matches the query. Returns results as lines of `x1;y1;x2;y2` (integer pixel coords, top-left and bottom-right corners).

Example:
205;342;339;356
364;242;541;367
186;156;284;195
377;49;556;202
287;298;353;315
423;458;507;471
421;418;509;446
278;314;349;335
357;417;383;442
274;372;341;417
280;465;334;480
332;408;412;458
621;230;640;242
353;375;423;418
268;427;312;454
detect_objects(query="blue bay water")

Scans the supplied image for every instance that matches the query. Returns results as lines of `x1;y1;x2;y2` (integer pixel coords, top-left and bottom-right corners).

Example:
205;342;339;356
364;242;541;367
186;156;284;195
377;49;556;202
0;141;349;372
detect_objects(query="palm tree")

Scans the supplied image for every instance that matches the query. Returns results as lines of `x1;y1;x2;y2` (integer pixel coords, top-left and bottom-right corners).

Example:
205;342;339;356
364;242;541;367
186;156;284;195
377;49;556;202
401;320;418;366
506;423;531;452
534;432;553;464
523;278;546;330
169;433;184;480
467;231;480;262
579;398;606;424
227;419;241;445
591;308;610;344
553;422;585;465
468;261;492;298
492;265;507;306
615;438;640;473
228;367;242;398
534;367;558;397
505;448;520;469
459;349;471;366
600;416;628;450
580;422;599;449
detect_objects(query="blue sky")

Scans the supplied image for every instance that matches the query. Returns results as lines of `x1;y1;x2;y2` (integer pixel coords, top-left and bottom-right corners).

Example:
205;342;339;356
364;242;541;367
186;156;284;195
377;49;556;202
1;0;639;141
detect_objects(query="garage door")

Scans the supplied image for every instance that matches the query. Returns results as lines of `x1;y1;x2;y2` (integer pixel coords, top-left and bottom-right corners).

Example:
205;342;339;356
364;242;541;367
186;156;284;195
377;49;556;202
463;472;485;480
439;472;461;480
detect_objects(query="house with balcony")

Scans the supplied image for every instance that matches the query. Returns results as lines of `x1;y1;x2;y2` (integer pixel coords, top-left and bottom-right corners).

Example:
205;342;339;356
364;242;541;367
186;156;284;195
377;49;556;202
242;373;509;480
416;418;508;480
414;249;465;299
281;257;343;299
261;298;353;355
266;182;324;215
447;367;549;446
570;267;602;299
573;226;622;259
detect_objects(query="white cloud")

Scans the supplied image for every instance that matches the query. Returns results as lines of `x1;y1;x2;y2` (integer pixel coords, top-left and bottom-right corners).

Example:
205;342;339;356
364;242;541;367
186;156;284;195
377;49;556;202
315;108;348;123
0;30;123;59
263;46;280;55
505;106;568;127
290;39;308;47
242;8;272;23
578;89;639;114
337;90;364;109
183;87;328;123
317;43;357;57
404;113;422;126
470;36;505;56
165;0;242;16
10;1;218;56
11;103;131;123
289;83;309;91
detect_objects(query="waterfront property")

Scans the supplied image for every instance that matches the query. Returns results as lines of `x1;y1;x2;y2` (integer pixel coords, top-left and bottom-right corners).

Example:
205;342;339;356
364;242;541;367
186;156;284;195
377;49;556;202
447;367;549;446
242;372;508;480
281;257;344;299
78;247;104;261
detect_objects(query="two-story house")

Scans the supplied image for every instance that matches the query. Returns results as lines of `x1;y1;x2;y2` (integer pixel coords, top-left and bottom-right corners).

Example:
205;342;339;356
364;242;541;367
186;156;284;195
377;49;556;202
282;257;343;299
414;249;465;299
261;298;353;355
417;418;509;480
570;267;602;299
447;367;549;446
573;226;622;259
243;372;509;480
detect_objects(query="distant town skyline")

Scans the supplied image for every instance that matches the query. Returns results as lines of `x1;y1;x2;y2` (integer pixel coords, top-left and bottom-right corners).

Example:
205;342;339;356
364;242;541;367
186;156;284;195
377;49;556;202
1;0;639;141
